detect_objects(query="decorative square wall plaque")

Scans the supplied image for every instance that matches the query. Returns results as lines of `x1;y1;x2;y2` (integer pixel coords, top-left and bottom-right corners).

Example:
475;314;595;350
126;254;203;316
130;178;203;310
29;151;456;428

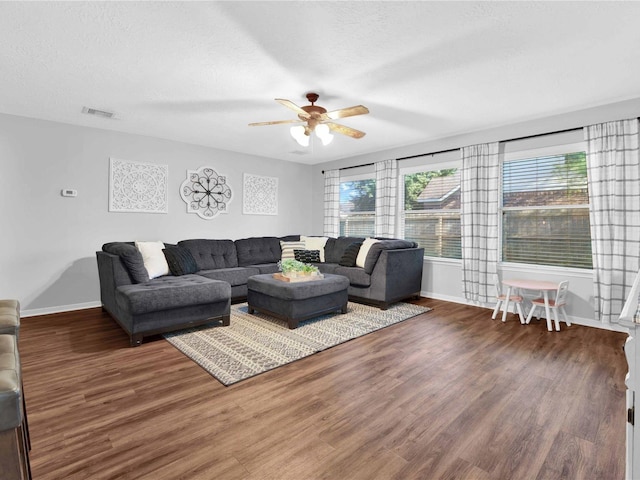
243;173;278;215
109;158;168;213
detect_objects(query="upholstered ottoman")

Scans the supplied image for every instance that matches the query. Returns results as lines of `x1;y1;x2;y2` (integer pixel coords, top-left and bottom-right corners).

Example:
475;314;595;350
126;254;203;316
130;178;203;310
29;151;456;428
247;273;349;329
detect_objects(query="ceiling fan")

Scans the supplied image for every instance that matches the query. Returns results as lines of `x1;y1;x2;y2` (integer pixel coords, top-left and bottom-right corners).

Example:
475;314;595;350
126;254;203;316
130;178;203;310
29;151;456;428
248;93;369;146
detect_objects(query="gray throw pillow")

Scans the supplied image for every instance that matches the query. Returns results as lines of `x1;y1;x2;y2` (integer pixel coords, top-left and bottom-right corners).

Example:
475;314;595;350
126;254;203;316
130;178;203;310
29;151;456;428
163;247;198;276
339;242;363;267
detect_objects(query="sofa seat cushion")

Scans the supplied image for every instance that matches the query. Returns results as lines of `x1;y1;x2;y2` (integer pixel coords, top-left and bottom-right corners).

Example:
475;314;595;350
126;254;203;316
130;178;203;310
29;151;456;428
253;263;280;274
116;275;230;315
334;266;372;287
235;237;282;266
178;239;238;270
198;267;260;286
316;263;338;274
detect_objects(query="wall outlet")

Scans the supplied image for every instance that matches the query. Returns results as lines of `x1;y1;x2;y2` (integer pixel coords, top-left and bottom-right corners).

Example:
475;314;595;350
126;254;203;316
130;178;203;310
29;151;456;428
61;189;77;197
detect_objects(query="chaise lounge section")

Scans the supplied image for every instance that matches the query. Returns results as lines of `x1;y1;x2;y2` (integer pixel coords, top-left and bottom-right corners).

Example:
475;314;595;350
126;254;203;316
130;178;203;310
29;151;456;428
97;243;231;346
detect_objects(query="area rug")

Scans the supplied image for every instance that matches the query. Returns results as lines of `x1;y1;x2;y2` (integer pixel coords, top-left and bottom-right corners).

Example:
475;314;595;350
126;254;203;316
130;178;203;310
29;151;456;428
164;301;431;386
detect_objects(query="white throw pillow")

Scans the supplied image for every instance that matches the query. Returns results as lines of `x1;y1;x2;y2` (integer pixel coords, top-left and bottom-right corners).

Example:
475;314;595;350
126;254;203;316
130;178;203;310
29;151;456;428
301;236;329;262
280;240;306;260
356;238;380;268
135;241;169;279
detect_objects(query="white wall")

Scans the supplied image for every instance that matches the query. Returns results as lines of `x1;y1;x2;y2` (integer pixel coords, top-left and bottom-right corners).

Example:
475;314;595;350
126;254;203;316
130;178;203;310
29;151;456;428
311;98;640;330
0;113;313;316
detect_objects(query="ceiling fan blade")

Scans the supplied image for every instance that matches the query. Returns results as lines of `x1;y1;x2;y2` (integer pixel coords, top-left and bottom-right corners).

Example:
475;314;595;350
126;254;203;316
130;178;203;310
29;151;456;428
275;99;310;118
248;119;303;127
324;105;369;120
326;122;366;139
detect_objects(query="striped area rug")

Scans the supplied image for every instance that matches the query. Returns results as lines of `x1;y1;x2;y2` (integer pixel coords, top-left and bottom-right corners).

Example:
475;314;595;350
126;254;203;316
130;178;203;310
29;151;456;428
164;301;431;386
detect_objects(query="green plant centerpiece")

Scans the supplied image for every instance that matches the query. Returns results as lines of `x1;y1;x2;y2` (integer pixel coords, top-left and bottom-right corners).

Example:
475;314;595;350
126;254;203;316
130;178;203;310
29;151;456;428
277;258;321;279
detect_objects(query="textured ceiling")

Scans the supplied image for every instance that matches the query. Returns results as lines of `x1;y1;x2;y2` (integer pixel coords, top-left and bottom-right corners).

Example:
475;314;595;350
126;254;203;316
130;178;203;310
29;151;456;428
1;1;640;165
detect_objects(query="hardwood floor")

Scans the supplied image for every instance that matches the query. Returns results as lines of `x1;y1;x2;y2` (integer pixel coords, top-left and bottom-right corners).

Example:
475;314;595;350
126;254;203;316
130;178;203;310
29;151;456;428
19;299;627;479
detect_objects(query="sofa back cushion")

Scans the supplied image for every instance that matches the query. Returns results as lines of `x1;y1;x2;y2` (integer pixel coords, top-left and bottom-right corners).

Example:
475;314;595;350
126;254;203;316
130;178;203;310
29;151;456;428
325;236;365;264
235;237;282;266
102;242;150;283
279;234;300;242
178;239;238;270
364;239;418;274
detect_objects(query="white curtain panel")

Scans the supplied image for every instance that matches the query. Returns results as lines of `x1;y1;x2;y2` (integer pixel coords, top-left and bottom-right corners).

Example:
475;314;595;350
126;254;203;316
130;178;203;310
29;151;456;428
461;143;500;303
375;159;398;238
585;118;640;324
323;169;340;237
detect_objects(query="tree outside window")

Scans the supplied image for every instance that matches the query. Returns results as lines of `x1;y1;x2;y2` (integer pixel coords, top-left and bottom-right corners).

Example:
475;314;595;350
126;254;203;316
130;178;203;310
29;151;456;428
340;178;375;237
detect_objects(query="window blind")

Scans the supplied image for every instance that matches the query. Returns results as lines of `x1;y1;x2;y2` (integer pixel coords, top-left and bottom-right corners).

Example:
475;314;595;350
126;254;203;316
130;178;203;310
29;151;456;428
501;152;592;269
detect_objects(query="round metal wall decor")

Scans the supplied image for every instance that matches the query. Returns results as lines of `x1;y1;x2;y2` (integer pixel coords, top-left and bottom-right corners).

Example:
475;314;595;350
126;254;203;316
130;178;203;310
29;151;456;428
180;166;232;219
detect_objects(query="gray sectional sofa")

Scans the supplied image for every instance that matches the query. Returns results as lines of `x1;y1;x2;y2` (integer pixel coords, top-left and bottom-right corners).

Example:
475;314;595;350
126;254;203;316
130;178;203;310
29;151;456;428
96;235;424;346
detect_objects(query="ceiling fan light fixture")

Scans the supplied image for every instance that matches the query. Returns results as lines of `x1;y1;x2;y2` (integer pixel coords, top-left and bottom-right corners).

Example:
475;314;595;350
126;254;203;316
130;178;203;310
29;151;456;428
290;125;309;147
252;93;368;146
315;123;334;146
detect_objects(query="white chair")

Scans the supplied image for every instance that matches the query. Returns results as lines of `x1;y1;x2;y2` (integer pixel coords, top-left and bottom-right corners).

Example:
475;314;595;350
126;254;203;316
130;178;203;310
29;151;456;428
492;276;525;324
526;280;571;331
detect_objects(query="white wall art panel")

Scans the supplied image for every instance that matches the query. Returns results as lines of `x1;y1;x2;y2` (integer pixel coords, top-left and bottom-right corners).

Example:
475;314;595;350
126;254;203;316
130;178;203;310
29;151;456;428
243;173;278;215
180;166;232;219
109;157;168;213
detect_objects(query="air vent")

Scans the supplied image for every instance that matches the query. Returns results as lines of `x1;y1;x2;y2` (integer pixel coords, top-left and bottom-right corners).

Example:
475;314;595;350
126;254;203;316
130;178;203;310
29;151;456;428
81;106;115;119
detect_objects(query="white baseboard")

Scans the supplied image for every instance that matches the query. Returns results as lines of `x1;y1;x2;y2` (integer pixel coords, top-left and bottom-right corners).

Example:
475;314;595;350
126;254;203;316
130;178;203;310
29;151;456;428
21;301;101;318
419;290;628;333
420;290;479;306
20;295;630;334
565;316;628;333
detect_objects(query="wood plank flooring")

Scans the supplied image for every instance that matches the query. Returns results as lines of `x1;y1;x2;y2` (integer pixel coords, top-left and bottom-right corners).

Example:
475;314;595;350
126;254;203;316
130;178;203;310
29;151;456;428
18;299;627;479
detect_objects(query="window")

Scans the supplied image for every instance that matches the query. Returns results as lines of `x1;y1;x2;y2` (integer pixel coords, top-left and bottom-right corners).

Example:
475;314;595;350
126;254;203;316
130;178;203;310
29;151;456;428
340;176;375;237
501;149;592;269
401;166;461;259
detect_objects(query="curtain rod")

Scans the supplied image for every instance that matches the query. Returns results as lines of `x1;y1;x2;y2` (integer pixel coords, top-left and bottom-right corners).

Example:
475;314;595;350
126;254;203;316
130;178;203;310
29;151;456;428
321;117;640;174
321;163;373;175
395;126;583;161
